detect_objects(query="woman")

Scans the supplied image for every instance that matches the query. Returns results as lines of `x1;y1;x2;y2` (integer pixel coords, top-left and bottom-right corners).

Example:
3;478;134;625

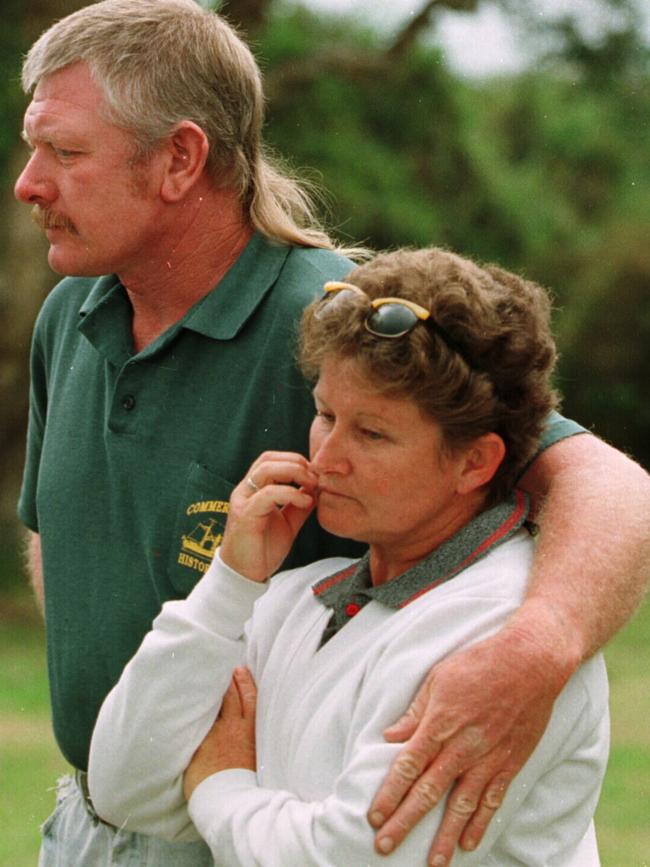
89;248;608;865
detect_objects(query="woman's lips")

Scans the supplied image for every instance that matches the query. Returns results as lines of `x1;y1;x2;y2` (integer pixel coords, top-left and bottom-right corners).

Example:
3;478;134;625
317;486;354;501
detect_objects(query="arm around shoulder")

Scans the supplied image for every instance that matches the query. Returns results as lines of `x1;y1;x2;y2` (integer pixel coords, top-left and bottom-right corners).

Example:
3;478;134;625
518;432;650;664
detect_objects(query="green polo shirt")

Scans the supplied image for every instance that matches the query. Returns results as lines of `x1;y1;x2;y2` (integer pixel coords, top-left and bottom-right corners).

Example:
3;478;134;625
313;489;531;643
18;233;361;771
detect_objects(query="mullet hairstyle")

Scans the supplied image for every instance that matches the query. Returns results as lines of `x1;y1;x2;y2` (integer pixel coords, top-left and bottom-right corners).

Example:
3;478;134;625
299;247;560;504
22;0;363;256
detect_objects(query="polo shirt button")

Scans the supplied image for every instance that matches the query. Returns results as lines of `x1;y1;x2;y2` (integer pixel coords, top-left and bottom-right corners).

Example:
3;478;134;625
345;602;361;617
121;394;136;411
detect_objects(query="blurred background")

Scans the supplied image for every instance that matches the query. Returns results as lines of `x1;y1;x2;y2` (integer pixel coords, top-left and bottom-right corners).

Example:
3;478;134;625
1;0;648;864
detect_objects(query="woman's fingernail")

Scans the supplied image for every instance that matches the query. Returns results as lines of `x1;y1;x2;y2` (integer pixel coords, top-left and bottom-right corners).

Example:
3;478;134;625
369;810;384;828
377;836;394;854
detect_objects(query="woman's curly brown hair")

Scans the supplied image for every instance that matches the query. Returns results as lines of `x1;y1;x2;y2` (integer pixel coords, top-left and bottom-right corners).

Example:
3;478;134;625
299;247;560;504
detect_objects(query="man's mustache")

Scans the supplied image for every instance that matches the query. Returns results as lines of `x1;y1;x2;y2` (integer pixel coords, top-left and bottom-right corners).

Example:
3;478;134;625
31;206;76;233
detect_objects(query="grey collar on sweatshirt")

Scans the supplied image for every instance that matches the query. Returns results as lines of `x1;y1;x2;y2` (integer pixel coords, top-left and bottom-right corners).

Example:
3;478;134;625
312;490;530;644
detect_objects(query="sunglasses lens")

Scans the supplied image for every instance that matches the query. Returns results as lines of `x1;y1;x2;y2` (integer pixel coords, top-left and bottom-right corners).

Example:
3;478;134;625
366;304;419;337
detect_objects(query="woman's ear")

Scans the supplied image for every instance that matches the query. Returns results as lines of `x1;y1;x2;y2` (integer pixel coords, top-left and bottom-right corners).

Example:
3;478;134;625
159;121;210;202
456;433;506;495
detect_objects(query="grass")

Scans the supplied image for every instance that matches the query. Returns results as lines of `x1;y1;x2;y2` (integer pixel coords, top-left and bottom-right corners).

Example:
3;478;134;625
595;605;650;865
1;583;649;866
0;601;70;867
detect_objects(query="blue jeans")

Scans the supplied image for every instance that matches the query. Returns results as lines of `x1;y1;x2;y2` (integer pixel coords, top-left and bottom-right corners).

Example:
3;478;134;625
38;774;213;866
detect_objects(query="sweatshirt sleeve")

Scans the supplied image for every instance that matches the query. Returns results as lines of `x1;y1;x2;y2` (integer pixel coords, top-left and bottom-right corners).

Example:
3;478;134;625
87;551;267;841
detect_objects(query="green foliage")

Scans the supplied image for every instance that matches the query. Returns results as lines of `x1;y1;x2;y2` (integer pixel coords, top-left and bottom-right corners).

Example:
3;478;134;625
258;8;454;248
475;64;650;460
0;522;24;592
0;1;30;190
255;4;650;466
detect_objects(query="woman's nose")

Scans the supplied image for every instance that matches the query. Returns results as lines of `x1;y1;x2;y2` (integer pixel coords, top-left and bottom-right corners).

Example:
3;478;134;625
311;431;350;475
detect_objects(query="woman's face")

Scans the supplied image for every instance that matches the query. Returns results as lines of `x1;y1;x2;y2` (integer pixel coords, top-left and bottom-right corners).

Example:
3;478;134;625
309;356;474;559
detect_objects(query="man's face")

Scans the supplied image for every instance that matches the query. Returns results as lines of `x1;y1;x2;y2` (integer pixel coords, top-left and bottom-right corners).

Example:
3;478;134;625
15;62;164;279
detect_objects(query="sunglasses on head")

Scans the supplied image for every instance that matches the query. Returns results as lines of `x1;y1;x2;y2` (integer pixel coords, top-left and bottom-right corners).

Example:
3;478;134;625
317;280;477;372
319;281;432;338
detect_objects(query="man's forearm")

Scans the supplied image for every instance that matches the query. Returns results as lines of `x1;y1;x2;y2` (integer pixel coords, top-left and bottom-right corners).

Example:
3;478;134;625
518;433;650;664
24;530;44;616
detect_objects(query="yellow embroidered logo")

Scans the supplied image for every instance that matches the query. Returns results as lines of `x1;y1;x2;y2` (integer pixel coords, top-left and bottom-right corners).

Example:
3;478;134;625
178;500;230;574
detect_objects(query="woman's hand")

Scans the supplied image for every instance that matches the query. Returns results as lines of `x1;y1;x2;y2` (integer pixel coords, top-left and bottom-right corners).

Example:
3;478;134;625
220;451;318;582
183;667;258;801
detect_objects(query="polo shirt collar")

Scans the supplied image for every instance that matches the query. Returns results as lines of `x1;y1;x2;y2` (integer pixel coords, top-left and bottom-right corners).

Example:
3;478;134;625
78;275;134;367
76;233;292;364
182;233;291;340
313;490;530;640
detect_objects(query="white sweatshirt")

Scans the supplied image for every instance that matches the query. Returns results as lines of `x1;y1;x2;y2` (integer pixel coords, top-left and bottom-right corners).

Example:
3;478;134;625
89;527;608;866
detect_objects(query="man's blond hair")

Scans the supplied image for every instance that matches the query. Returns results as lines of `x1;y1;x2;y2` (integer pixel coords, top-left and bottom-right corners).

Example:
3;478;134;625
23;0;362;254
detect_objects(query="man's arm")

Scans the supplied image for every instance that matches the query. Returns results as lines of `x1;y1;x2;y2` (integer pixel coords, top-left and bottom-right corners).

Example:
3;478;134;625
24;530;44;616
518;433;650;654
369;433;650;865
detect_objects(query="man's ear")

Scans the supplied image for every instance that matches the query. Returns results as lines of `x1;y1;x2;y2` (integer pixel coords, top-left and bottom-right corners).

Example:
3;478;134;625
456;433;506;495
159;121;210;202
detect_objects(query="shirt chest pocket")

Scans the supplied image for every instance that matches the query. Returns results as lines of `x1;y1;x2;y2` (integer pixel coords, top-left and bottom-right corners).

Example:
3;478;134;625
167;461;235;596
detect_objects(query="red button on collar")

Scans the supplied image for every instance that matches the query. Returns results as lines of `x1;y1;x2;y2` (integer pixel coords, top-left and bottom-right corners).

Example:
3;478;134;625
345;602;361;617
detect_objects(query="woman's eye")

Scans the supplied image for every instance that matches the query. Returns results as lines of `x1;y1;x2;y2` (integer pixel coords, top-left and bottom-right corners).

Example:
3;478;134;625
316;410;334;425
360;428;383;441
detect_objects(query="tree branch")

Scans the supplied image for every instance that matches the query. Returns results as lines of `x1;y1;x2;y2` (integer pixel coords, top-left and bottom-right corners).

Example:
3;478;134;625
262;0;483;93
386;0;480;60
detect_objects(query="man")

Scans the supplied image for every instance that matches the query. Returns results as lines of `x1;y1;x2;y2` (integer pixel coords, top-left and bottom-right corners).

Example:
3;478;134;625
15;1;650;865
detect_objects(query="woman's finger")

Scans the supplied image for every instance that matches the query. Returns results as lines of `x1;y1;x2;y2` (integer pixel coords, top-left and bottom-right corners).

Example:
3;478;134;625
233;667;257;719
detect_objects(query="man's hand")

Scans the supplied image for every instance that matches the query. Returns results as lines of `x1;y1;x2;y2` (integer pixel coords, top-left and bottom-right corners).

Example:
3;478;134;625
183;667;257;801
368;621;574;865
